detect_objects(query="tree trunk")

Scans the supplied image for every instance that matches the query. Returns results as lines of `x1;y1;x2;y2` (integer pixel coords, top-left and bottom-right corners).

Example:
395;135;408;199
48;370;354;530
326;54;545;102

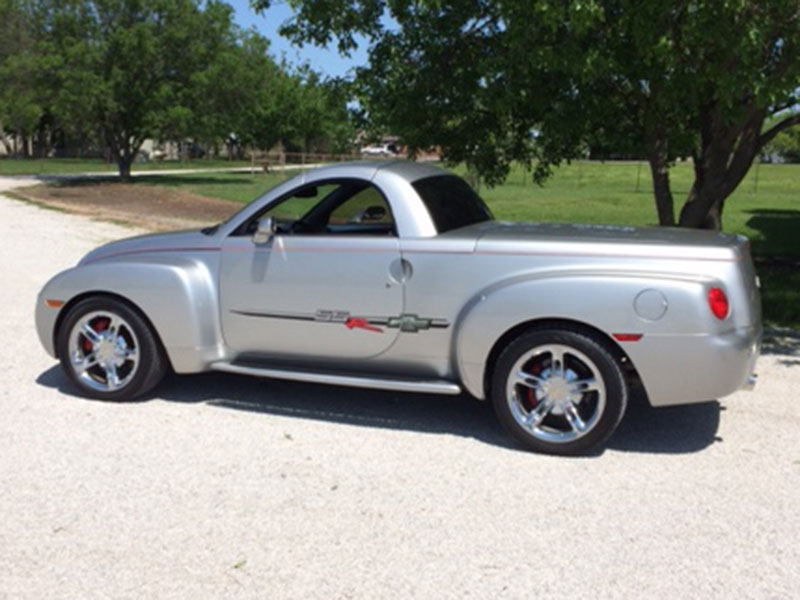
704;198;725;230
36;122;49;158
679;184;725;229
109;131;143;182
116;141;134;181
677;107;767;230
0;126;12;155
647;155;675;226
118;157;132;181
646;136;675;226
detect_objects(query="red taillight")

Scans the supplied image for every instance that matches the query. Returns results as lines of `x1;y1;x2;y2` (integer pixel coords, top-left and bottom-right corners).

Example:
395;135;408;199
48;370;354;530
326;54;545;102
708;288;730;320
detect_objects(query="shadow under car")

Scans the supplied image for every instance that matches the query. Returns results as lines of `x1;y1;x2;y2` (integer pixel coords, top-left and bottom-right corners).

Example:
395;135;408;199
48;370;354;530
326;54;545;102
36;366;721;456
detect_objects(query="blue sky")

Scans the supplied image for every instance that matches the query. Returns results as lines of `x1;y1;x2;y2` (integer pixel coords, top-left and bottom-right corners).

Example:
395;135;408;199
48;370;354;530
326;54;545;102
227;0;369;78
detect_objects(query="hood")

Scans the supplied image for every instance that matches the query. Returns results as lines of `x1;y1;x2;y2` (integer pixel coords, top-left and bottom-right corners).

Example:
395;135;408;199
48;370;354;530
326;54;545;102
474;221;747;260
79;229;218;265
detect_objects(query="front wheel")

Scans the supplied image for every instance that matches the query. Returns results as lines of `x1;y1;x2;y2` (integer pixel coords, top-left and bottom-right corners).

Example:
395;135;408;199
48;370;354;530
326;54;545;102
57;297;167;401
491;328;627;455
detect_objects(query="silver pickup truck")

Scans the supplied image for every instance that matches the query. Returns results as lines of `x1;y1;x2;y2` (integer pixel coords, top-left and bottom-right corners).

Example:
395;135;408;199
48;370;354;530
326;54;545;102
36;161;761;454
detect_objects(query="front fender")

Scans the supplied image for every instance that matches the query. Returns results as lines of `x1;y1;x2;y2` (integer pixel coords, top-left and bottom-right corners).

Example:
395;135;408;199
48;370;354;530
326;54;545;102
36;256;223;372
454;270;716;400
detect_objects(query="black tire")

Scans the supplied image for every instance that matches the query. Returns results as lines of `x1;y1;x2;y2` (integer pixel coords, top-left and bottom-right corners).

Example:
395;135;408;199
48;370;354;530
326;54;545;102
57;296;168;401
491;327;627;456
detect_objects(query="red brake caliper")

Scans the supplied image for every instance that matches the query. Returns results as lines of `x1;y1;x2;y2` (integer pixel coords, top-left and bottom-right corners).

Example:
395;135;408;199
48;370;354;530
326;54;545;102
82;317;110;352
526;363;543;410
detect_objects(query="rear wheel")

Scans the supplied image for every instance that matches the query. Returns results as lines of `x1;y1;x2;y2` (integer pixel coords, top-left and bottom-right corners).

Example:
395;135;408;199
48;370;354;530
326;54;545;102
57;297;167;401
491;328;627;455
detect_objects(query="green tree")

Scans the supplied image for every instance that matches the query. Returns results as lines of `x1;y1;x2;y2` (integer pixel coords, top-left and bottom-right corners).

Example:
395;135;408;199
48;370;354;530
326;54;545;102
193;34;354;158
283;67;355;154
192;30;286;155
42;0;237;179
0;0;46;156
253;0;800;229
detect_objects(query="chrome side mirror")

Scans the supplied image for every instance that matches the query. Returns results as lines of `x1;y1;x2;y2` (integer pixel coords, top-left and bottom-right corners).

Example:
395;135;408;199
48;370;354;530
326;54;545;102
253;216;275;245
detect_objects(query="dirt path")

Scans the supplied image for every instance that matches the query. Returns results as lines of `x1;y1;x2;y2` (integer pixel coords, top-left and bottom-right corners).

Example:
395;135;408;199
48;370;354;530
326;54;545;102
0;163;318;231
0;170;248;231
1;193;799;598
12;181;241;231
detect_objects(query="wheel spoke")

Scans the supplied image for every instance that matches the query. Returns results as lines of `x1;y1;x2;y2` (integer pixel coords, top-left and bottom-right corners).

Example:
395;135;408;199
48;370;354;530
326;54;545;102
515;371;546;391
564;404;587;432
107;315;122;342
524;398;553;428
550;347;565;377
74;353;98;373
80;323;102;344
571;377;599;394
105;363;121;390
124;347;138;362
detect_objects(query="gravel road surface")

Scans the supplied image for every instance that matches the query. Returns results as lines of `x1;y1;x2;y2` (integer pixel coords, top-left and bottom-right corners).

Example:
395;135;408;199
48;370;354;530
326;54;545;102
1;192;799;599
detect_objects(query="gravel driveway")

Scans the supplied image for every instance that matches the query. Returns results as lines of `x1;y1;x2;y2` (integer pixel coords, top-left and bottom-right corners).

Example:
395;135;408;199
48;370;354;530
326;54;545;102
1;192;799;599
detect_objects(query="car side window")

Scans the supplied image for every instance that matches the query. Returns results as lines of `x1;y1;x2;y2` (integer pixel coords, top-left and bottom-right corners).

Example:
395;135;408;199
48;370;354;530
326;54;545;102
262;184;338;228
240;179;395;236
329;186;393;226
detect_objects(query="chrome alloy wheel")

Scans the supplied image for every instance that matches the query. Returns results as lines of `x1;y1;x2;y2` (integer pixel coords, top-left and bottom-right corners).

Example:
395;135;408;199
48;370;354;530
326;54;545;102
506;344;606;444
67;311;140;392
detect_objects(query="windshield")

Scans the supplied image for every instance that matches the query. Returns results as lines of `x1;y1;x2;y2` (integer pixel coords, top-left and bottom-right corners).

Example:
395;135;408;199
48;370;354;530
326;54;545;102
412;175;494;233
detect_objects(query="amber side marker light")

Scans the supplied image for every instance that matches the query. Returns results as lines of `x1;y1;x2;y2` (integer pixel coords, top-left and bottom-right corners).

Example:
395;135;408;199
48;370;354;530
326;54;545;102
45;299;65;309
708;288;730;320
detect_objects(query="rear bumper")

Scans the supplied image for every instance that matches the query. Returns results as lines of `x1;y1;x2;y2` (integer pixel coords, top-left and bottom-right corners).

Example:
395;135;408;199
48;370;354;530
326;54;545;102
625;325;762;407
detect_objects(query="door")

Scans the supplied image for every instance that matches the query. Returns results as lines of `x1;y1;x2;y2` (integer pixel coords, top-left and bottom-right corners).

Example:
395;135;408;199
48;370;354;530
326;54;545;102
219;179;405;361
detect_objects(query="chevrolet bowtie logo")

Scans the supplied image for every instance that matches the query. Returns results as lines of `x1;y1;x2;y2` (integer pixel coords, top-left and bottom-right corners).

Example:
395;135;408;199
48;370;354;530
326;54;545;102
386;314;448;333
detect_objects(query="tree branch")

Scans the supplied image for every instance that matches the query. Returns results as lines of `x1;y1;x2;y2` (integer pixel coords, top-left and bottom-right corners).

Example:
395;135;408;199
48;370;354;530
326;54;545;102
760;113;800;147
771;97;799;114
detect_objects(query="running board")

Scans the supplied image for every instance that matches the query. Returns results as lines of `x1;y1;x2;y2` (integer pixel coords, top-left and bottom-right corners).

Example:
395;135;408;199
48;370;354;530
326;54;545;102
210;361;462;395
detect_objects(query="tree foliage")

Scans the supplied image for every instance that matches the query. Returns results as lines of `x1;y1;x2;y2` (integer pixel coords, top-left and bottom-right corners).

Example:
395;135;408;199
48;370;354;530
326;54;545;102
0;0;47;155
254;0;800;229
52;0;239;178
762;112;800;163
1;0;354;178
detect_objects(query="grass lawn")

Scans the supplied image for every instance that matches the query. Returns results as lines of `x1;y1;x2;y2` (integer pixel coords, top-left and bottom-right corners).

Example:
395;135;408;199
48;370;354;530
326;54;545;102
471;161;800;259
0;157;252;175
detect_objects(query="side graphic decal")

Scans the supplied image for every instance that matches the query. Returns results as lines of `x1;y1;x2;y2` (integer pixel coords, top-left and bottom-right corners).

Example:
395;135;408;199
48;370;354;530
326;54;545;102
345;318;384;333
231;309;450;334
